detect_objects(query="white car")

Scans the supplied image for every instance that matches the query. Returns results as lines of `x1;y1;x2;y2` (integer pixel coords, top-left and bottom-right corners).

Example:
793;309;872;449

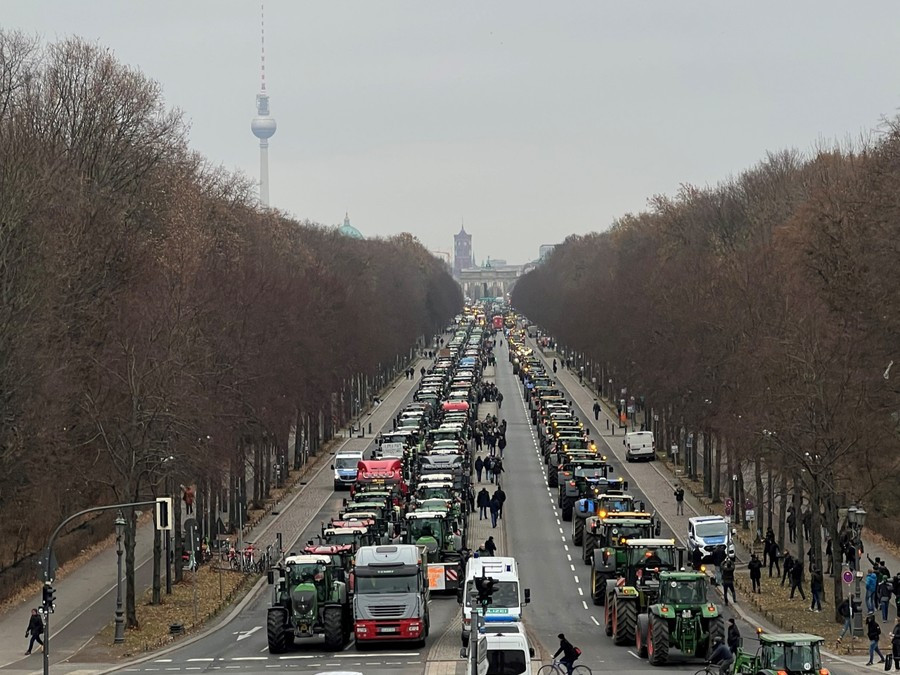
624;431;655;462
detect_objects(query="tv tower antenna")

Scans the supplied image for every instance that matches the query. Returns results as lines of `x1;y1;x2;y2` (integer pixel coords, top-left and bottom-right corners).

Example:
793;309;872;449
250;2;276;207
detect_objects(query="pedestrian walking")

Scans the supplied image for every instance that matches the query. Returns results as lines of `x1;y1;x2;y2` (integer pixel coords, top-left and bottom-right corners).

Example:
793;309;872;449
825;537;833;575
552;359;558;373
712;546;726;587
485;456;495;484
474;456;484;483
182;484;195;515
24;609;43;655
838;597;853;641
674;485;685;516
493;458;505;487
593;401;601;420
477;488;490;520
880;577;894;622
748;553;762;593
489;495;501;528
763;528;775;567
484;536;497;556
497;392;504;409
888;617;900;670
867;569;879;613
789;560;806;600
867;614;886;665
494;487;506;520
768;539;781;577
781;552;794;587
498;435;507;458
691;546;703;572
787;506;796;543
466;485;476;514
727;618;742;654
721;556;737;605
810;566;823;611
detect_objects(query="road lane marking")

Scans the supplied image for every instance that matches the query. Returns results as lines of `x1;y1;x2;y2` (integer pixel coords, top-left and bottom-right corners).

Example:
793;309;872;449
582;600;589;609
567;554;572;561
561;536;566;541
628;651;639;659
563;544;568;551
260;647;269;652
574;575;580;583
578;587;584;596
591;616;600;625
559;527;564;534
232;657;266;661
556;519;561;525
280;656;315;660
188;659;215;662
155;660;173;663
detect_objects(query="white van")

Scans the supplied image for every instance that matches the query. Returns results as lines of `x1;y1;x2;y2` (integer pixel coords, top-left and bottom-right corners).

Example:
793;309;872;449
624;431;655;462
688;515;735;558
460;557;530;646
332;450;364;490
462;620;535;675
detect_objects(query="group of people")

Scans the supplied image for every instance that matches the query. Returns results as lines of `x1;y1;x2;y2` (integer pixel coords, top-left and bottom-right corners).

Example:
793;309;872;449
477;381;503;407
706;618;743;674
474;455;505;484
476;485;507;528
473;415;507;456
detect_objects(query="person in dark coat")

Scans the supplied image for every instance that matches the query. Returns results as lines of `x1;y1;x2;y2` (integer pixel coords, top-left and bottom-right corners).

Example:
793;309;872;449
866;614;885;665
485;456;495;483
721;556;737;605
691;546;703;571
748;553;762;593
484;536;497;556
763;528;775;567
888;616;900;670
25;608;43;655
553;633;579;675
493;458;505;487
489;495;501;528
477;488;490;520
810;566;824;611
768;539;781;577
466;485;476;513
789;560;806;600
727;618;741;654
493;487;506;519
474;456;484;483
781;551;794;587
498;435;507;458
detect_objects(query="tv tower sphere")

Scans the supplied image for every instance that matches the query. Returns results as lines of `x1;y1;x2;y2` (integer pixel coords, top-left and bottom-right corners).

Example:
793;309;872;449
252;109;276;139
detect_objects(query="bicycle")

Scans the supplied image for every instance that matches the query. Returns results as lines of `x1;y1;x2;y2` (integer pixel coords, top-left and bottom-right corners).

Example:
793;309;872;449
693;662;726;675
537;660;591;675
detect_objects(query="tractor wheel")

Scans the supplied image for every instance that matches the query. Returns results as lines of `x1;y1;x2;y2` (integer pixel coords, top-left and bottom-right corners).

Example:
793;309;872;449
705;615;725;657
323;606;345;651
591;571;607;606
635;614;649;658
613;596;636;645
647;613;670;666
604;594;613;636
562;498;573;522
572;518;584;546
582;532;597;565
548;471;558;488
266;607;290;654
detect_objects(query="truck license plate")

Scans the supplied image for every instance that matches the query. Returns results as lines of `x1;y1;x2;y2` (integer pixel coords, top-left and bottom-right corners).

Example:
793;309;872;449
380;627;397;633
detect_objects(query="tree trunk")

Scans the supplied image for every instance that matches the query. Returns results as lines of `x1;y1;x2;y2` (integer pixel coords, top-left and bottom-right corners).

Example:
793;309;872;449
125;506;138;628
152;514;161;605
703;430;713;498
713;432;722;502
793;479;804;562
766;466;774;534
777;473;787;550
754;456;764;541
174;476;183;584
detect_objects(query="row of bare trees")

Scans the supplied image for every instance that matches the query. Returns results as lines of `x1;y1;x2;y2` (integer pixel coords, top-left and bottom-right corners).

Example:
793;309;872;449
513;140;900;614
0;32;461;624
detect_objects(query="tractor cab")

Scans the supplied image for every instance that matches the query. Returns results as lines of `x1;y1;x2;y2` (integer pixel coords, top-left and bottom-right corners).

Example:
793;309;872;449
302;543;354;576
320;526;371;548
733;633;827;675
416;481;456;501
404;511;460;562
622;539;679;587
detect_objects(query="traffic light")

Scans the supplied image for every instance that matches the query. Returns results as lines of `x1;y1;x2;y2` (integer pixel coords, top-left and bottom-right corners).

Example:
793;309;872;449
155;497;173;531
42;584;56;613
474;575;497;607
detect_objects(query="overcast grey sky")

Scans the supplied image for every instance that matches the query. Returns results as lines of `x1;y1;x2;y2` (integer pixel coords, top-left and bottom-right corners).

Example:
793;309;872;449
5;1;900;264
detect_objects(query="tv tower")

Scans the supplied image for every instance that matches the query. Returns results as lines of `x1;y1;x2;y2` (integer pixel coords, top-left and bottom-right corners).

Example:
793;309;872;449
250;2;276;207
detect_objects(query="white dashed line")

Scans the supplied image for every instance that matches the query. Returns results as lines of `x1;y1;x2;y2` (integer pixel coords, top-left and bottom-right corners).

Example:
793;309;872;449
556;519;561;526
567;554;572;561
570;564;575;571
591;616;600;625
578;588;584;596
574;575;580;583
628;651;640;659
582;600;589;609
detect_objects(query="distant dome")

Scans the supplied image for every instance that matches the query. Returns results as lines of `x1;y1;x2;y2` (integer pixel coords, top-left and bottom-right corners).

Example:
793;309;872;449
338;212;364;239
251;116;277;139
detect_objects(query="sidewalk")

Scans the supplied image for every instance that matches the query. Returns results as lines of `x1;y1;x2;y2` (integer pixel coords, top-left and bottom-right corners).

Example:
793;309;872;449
0;354;434;670
528;339;870;672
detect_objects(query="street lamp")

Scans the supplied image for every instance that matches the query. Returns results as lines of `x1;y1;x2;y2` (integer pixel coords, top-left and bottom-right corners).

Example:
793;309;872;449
847;504;867;637
114;511;126;644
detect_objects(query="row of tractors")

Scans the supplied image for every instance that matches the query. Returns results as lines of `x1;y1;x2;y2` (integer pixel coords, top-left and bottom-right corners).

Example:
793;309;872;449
265;315;489;653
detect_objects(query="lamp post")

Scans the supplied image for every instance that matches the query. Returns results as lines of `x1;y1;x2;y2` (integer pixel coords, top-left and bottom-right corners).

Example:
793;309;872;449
847;504;867;637
114;511;126;644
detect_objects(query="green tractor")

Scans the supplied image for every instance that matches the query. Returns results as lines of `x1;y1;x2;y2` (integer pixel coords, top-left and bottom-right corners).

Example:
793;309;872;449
731;633;827;675
266;554;352;653
586;513;659;604
635;571;723;665
603;539;680;644
572;484;636;547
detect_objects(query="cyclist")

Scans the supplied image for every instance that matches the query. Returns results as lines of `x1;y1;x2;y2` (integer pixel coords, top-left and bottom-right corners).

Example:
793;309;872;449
708;636;734;675
553;633;579;675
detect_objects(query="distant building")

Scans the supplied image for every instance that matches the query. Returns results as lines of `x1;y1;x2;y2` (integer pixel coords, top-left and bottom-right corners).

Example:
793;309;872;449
539;244;557;261
337;212;364;239
453;226;473;274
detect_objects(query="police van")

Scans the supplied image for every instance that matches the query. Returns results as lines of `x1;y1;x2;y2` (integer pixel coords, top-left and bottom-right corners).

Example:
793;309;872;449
331;450;364;490
462;618;536;675
688;515;735;558
460;557;530;646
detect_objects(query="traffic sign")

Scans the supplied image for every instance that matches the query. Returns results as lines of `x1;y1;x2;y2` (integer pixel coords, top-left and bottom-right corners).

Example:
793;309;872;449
746;509;755;521
843;570;854;584
725;498;734;509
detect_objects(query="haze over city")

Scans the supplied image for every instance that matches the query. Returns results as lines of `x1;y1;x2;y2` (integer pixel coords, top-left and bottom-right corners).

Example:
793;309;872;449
5;0;900;263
